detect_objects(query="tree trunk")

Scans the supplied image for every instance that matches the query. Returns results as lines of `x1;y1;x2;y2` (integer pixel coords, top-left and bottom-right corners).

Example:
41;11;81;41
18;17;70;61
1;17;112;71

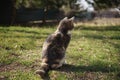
42;8;47;24
11;0;16;25
0;0;14;25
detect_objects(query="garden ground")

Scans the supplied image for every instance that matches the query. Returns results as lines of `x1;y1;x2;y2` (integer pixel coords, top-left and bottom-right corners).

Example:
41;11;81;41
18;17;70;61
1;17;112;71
0;18;120;80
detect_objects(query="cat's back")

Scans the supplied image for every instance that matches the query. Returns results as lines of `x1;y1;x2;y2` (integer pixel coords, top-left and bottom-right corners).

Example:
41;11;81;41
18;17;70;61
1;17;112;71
45;31;63;45
42;32;64;58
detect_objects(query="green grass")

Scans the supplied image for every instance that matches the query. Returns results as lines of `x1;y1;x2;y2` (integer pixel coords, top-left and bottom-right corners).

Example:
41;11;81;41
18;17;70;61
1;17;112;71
0;25;120;80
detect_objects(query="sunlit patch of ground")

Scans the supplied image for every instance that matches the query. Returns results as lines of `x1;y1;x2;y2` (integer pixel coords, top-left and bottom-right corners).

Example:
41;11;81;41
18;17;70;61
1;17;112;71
0;18;120;80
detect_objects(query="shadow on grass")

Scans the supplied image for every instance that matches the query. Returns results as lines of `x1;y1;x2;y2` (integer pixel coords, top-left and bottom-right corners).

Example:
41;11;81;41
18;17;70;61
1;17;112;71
75;25;120;31
73;25;120;51
73;25;120;40
0;28;50;35
39;62;120;80
0;28;50;39
108;41;120;52
82;34;120;40
56;64;120;73
0;35;47;39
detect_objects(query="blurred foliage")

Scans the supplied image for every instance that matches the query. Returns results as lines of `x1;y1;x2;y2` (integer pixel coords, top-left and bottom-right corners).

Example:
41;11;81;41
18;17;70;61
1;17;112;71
15;0;120;10
15;0;76;9
94;0;120;9
15;0;42;9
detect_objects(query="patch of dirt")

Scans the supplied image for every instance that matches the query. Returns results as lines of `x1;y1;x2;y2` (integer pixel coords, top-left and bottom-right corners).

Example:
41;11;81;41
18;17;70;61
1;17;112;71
65;72;105;80
0;62;23;72
0;49;42;73
0;59;41;72
0;75;8;80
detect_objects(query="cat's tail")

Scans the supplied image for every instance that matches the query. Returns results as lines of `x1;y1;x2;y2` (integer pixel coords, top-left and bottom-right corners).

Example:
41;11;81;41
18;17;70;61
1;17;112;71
35;58;49;78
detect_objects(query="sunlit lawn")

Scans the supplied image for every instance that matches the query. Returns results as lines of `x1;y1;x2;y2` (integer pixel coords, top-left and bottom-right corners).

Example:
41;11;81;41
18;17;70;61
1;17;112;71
0;24;120;80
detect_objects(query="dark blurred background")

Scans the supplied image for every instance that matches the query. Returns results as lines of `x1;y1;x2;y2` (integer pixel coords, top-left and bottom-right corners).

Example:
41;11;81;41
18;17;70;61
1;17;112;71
0;0;120;25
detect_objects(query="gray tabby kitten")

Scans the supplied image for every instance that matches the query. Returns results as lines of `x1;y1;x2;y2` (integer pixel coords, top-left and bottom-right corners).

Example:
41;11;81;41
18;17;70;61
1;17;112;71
36;17;74;78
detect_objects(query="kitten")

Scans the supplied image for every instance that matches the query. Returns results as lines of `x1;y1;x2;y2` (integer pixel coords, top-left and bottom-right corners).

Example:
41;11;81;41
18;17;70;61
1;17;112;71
36;17;74;78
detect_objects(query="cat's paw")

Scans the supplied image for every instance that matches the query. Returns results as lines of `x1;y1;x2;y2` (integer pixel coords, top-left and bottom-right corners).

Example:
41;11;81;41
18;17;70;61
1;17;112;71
63;60;67;64
35;70;45;78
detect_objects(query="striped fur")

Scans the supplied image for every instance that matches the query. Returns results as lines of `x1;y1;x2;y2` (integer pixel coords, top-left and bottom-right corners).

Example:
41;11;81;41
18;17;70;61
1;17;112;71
36;17;74;78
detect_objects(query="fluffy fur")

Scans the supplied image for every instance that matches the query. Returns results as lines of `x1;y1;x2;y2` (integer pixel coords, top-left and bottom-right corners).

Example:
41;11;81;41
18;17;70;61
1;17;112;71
36;17;74;78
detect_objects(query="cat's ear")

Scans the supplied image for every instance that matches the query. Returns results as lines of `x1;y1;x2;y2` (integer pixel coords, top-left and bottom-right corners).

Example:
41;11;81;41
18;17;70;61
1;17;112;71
62;17;68;20
69;17;74;22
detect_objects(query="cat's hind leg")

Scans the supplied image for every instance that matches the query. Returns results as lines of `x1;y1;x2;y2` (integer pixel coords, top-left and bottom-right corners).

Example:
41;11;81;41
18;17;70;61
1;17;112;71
51;58;66;69
35;58;49;78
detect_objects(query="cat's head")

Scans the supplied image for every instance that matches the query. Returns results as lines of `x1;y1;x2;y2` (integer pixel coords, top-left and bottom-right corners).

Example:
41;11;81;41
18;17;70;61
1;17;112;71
57;17;74;33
